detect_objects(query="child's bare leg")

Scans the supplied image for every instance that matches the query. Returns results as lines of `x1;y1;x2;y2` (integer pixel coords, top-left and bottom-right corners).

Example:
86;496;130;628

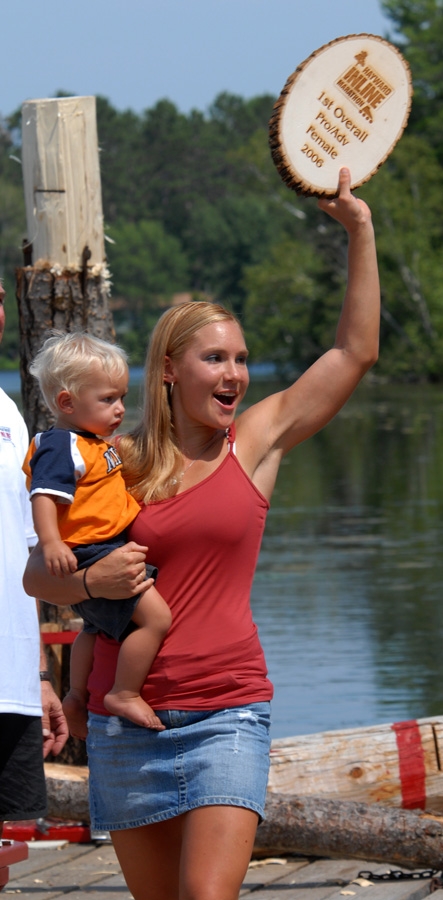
104;587;171;729
63;630;96;740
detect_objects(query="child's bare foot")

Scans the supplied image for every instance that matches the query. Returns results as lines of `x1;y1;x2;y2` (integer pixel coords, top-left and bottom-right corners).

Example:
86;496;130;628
62;689;89;740
104;690;165;730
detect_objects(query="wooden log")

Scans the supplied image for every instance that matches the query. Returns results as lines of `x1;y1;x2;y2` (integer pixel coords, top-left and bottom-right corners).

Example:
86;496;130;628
17;95;114;435
44;715;443;821
45;763;89;821
21;96;104;268
256;793;443;870
44;761;443;872
268;716;443;813
269;35;412;198
16;263;114;435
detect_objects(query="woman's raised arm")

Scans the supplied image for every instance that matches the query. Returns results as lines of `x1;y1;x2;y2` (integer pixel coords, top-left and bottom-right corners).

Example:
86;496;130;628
23;541;152;605
236;167;380;498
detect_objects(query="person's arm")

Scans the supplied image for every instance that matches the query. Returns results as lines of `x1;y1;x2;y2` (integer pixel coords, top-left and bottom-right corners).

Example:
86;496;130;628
32;494;78;576
236;167;380;500
24;540;153;606
38;615;69;757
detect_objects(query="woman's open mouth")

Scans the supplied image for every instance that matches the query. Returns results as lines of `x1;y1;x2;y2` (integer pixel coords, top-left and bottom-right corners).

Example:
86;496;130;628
214;392;236;408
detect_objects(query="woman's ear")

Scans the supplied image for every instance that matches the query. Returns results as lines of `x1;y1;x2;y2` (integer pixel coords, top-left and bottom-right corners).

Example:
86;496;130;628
56;390;75;414
163;356;175;385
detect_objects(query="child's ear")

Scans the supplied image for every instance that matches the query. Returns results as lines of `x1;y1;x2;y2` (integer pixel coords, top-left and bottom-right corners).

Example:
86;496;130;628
56;390;75;414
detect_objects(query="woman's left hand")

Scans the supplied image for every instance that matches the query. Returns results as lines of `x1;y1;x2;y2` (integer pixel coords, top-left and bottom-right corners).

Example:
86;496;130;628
318;167;373;234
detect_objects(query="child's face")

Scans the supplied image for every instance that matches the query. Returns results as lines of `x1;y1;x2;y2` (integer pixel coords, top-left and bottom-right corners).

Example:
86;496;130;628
58;368;129;437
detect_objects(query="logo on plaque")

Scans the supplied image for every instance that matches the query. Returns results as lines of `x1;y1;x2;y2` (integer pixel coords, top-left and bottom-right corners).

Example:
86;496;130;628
269;34;412;197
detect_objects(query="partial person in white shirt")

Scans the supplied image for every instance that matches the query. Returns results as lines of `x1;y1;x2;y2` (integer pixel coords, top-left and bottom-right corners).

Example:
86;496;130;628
0;281;68;835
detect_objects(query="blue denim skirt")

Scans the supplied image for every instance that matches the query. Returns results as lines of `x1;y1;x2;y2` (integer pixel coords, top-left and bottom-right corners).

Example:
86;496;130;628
86;703;271;831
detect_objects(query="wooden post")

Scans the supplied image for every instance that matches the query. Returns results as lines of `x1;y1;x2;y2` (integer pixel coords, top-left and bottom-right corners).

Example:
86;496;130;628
16;98;114;764
16;95;114;436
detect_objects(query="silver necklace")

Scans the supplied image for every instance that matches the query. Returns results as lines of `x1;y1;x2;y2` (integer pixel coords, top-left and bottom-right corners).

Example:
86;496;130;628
171;429;226;486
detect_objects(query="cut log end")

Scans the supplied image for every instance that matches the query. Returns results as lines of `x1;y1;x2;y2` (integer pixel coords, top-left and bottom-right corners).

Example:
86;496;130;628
268;33;412;198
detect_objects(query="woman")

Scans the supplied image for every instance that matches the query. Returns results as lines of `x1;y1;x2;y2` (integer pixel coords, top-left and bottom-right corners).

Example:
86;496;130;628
25;168;380;900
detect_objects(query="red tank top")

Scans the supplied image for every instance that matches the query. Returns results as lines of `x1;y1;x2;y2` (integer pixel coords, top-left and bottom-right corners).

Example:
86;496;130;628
87;426;274;713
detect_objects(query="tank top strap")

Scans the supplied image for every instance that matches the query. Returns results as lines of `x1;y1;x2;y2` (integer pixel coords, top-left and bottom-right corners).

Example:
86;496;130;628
226;423;236;456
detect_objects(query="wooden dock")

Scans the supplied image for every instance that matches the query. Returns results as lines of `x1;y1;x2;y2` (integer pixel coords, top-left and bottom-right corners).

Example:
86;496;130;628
3;839;443;900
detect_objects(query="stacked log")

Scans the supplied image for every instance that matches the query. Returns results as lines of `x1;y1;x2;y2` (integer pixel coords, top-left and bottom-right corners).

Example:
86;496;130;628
44;715;443;867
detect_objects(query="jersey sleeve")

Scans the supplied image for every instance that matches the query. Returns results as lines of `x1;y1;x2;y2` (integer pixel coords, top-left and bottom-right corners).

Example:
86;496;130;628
26;429;84;504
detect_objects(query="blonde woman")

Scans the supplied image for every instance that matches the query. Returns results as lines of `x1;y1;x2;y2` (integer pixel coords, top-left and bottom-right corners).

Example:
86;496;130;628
25;169;380;900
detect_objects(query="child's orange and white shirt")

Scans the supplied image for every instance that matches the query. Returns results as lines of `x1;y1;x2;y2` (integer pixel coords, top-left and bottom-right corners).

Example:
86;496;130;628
23;428;140;547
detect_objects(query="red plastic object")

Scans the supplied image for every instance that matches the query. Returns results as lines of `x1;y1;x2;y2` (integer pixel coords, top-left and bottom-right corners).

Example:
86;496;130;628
0;840;28;890
3;820;91;844
40;631;78;645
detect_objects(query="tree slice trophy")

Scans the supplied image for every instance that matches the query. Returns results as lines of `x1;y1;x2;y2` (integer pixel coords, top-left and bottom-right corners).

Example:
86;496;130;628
269;34;413;197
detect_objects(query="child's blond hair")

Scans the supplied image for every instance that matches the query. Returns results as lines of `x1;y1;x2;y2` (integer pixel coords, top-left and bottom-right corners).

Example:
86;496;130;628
30;331;128;415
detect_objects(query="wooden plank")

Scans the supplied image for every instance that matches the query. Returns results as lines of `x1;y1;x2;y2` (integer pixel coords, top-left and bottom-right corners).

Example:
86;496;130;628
41;632;77;645
6;843;437;900
243;858;370;900
21;96;105;268
4;840;90;882
240;858;309;895
243;859;434;900
5;843;122;899
0;839;28;890
40;624;62;697
268;716;443;811
0;840;28;866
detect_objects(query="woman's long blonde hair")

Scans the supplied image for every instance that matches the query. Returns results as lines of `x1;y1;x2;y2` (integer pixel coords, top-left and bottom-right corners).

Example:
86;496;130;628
119;301;241;504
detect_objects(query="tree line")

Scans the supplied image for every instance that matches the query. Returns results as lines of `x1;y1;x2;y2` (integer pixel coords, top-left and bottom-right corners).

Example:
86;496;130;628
0;0;442;381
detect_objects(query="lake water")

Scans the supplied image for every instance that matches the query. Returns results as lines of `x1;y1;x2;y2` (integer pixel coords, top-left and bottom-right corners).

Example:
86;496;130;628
3;369;443;740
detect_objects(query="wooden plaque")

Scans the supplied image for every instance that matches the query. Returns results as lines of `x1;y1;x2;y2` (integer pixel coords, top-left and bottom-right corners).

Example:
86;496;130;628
269;34;413;197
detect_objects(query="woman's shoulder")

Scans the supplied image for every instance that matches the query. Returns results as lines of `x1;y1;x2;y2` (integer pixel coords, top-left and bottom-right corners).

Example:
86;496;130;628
113;433;129;449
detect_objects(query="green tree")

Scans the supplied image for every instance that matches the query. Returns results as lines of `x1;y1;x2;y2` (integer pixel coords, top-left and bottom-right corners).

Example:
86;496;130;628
0;174;27;365
96;95;144;223
208;92;276;144
2;40;443;383
184;193;284;315
359;134;443;379
243;236;336;375
381;0;443;161
106;218;190;363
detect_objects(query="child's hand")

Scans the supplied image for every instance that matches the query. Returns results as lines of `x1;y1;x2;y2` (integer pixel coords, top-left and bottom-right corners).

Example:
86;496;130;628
42;540;78;577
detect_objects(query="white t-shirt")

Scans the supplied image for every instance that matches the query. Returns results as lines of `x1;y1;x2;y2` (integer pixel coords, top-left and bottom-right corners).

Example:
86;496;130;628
0;388;41;715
